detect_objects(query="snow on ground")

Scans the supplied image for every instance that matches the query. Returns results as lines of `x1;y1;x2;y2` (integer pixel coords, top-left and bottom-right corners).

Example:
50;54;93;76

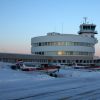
0;62;54;83
1;62;100;100
56;68;100;78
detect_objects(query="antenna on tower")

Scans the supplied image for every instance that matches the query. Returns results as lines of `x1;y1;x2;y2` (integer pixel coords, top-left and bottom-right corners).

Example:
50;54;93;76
61;23;63;34
83;17;87;24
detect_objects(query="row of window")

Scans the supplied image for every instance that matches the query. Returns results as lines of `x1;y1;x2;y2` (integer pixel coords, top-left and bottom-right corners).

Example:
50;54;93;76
32;51;93;56
31;59;94;64
82;25;95;30
52;60;94;64
1;58;97;64
1;58;94;64
32;41;93;47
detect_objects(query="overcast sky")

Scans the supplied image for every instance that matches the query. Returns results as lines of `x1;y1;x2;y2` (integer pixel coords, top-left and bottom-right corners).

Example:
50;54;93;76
0;0;100;56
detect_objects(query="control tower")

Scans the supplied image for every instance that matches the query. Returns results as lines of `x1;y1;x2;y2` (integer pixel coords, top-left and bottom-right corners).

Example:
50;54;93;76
78;17;98;38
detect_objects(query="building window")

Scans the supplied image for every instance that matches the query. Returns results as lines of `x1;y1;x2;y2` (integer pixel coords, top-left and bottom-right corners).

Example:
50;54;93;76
57;51;64;55
62;60;66;63
32;41;93;47
58;60;61;63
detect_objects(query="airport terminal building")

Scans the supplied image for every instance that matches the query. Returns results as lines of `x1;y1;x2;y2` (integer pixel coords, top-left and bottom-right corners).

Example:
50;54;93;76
0;21;99;65
31;22;98;65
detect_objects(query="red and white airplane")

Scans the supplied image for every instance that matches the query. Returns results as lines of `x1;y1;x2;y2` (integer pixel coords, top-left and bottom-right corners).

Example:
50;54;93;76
14;62;60;73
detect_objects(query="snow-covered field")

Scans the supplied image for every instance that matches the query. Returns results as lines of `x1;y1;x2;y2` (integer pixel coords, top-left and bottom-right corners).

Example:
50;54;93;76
1;62;100;100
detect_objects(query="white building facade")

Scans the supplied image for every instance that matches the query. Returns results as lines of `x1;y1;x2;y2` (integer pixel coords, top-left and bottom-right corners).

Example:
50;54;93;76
31;22;98;65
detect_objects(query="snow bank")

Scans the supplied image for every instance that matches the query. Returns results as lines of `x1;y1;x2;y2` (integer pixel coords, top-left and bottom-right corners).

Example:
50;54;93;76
56;68;100;78
0;62;54;84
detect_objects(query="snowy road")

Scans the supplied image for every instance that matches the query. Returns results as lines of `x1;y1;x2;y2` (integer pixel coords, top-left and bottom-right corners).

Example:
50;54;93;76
1;63;100;100
1;77;100;100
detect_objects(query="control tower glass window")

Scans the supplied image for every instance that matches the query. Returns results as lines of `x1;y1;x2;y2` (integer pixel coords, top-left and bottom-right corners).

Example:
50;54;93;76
91;26;95;31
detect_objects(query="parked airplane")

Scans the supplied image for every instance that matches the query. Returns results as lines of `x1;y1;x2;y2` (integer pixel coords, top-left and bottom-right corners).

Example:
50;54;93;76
11;62;60;73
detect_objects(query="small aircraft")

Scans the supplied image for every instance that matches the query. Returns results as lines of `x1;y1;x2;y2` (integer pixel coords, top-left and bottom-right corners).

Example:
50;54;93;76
11;62;60;73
